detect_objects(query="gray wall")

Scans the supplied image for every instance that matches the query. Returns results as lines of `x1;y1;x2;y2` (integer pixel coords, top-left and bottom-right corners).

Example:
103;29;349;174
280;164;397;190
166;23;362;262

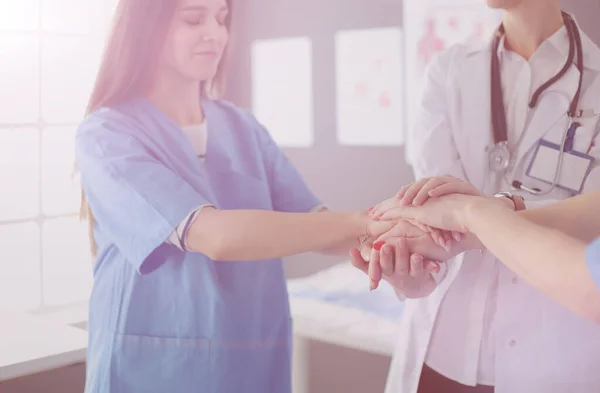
561;0;600;44
224;0;410;278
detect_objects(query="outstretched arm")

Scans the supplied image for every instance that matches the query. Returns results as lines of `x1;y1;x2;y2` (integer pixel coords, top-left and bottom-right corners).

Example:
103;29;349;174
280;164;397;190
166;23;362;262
462;197;600;324
517;191;600;243
186;208;396;262
374;178;600;243
371;190;600;323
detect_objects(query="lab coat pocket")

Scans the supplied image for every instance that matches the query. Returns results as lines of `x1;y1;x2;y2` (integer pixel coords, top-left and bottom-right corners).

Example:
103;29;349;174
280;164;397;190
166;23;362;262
110;332;211;393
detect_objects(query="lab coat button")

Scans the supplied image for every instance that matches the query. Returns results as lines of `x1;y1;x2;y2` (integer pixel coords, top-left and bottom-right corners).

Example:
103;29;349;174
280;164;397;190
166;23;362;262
512;277;518;284
509;339;516;347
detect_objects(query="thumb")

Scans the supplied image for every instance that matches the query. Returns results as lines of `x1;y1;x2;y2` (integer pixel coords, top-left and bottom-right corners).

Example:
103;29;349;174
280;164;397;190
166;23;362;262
429;182;482;198
350;248;369;275
379;206;421;222
368;245;383;291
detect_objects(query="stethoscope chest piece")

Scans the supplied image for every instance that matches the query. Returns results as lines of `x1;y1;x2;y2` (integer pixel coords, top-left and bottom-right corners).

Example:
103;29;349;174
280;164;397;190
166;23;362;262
488;141;511;172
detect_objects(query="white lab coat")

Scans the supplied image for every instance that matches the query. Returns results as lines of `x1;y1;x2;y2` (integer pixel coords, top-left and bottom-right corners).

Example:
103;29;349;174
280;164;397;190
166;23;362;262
386;27;600;393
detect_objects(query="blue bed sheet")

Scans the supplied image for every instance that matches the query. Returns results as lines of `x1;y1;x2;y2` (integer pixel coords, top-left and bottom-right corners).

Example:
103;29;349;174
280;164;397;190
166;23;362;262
288;286;405;320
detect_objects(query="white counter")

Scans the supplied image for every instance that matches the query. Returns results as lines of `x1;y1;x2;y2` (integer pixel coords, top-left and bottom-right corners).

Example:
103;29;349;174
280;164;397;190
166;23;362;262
0;311;88;382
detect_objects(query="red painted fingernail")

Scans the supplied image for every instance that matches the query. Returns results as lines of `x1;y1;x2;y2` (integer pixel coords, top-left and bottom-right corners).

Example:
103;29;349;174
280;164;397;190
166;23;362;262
373;240;385;251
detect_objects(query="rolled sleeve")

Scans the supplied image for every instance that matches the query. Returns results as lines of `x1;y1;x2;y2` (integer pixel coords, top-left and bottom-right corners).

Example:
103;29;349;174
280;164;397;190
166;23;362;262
75;121;212;274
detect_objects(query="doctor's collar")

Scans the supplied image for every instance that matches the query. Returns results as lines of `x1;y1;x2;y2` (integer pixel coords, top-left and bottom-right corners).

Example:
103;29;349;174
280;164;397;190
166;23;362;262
465;16;600;72
492;24;569;62
578;31;600;72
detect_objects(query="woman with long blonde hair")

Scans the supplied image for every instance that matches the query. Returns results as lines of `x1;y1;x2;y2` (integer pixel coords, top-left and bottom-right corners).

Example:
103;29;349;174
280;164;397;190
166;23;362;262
75;0;451;391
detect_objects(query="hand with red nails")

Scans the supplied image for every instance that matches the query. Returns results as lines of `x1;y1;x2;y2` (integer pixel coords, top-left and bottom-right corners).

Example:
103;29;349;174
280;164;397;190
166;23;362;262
369;193;480;233
371;185;514;234
395;174;484;207
350;219;465;297
369;181;514;234
367;175;484;240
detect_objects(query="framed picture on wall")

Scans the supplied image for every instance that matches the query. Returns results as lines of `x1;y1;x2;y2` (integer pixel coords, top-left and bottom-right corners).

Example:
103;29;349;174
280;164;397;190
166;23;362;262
335;27;404;146
251;37;314;147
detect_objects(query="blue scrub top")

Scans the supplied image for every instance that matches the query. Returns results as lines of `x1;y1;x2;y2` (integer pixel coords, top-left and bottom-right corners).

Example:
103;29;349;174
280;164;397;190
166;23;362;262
586;237;600;288
75;98;322;393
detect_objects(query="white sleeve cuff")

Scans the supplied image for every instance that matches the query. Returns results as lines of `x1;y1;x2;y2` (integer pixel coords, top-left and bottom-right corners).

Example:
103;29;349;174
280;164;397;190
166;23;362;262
166;205;214;251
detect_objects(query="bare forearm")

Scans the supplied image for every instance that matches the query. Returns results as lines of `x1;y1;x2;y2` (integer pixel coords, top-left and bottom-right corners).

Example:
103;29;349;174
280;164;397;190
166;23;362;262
186;208;366;261
454;196;513;253
519;191;600;242
315;208;365;256
458;192;600;251
465;200;600;322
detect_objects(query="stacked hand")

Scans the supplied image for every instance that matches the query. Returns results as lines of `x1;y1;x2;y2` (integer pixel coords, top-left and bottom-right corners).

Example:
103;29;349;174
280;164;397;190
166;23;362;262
351;175;499;297
351;220;458;298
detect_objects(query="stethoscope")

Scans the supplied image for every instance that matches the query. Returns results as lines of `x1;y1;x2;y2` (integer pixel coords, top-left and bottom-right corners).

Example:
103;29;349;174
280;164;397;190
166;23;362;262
488;12;584;195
